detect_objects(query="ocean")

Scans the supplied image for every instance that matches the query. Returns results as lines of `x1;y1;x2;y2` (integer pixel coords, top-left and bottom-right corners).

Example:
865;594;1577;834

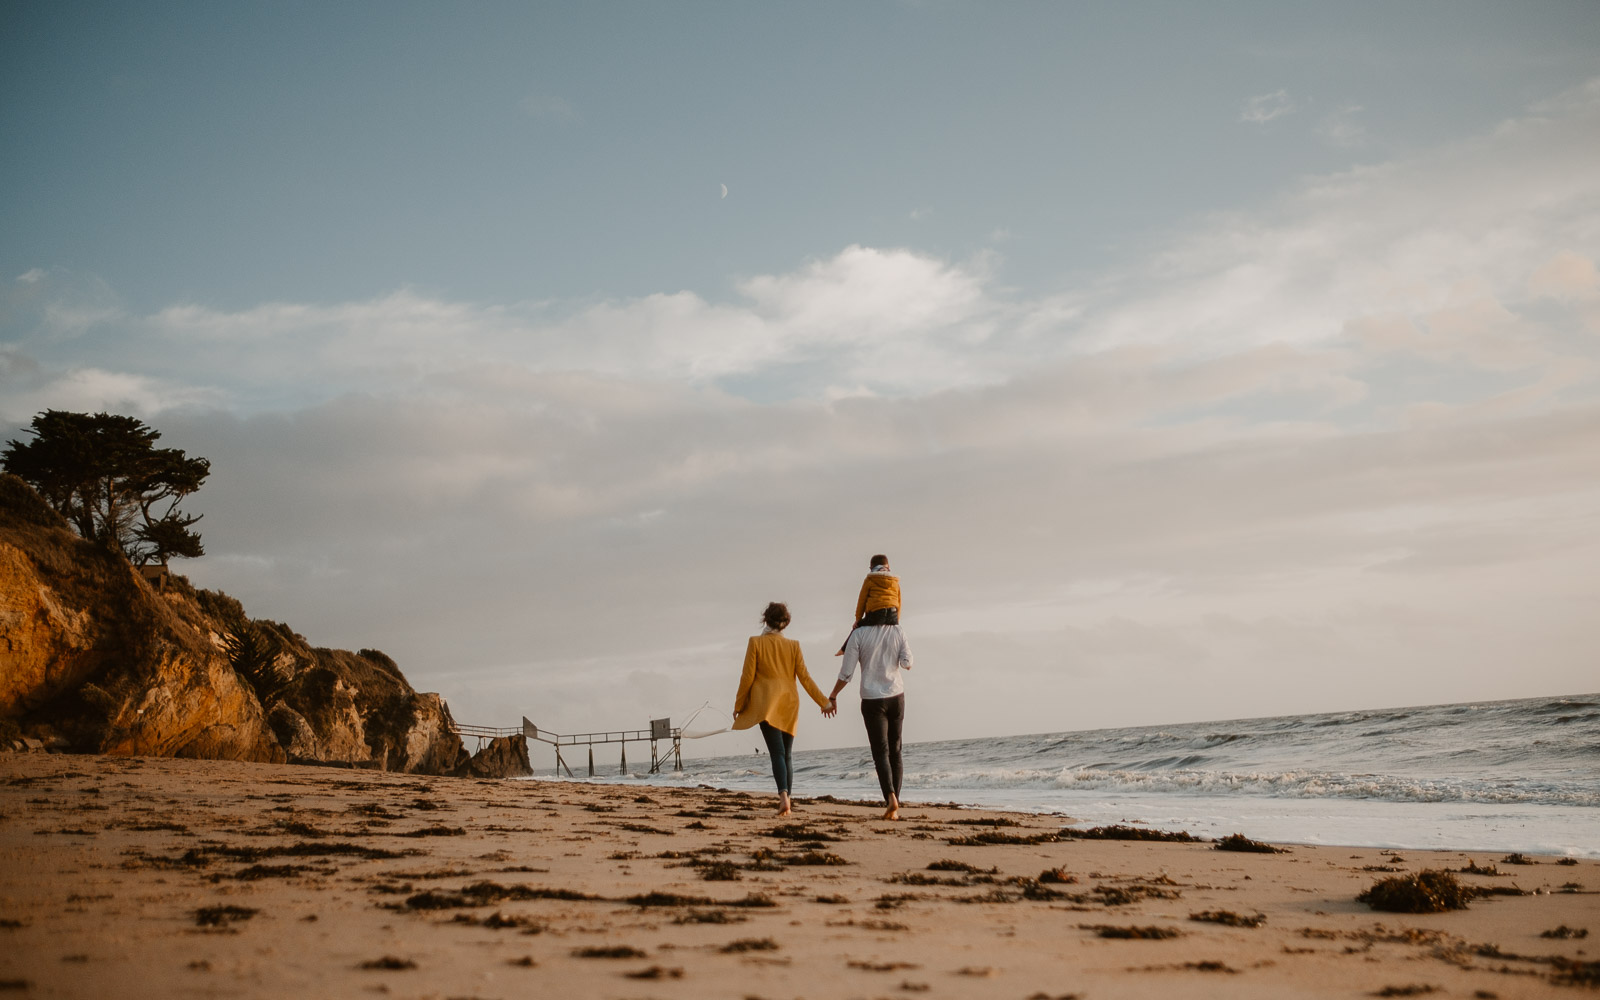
527;692;1600;858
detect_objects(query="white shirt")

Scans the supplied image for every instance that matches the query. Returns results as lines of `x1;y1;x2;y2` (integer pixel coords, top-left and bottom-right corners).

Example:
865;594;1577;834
837;624;913;700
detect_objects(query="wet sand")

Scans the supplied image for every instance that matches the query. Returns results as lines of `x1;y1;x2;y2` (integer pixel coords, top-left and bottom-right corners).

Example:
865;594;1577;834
1;752;1595;998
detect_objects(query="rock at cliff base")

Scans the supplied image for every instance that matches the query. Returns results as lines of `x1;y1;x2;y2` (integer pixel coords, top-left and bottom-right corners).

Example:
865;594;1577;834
460;735;533;779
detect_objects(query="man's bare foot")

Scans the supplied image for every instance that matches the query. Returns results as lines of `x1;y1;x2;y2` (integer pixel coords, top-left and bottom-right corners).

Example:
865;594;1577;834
882;795;900;821
777;792;792;817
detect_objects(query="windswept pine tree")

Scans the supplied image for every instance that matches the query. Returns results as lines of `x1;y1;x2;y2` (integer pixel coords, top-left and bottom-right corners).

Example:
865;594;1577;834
2;410;210;566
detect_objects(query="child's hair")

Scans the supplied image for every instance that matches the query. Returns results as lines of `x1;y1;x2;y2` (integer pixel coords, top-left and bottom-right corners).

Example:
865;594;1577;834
762;602;791;630
870;554;889;570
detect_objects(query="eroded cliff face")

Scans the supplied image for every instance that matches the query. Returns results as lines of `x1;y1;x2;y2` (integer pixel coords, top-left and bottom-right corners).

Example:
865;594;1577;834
0;475;282;762
0;474;478;775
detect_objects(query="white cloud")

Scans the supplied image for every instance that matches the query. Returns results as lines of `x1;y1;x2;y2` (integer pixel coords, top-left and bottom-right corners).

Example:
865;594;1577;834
1239;88;1296;124
0;359;227;424
1316;103;1367;147
16;269;45;284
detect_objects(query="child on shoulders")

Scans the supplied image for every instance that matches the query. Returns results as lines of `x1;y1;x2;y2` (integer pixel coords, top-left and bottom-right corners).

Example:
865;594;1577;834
837;554;900;655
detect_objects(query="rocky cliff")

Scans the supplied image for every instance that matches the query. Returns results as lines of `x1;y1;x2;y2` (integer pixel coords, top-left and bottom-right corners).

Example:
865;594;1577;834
0;474;513;777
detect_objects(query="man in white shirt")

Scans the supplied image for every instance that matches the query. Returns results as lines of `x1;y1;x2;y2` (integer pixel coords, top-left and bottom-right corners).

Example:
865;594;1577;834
827;623;913;820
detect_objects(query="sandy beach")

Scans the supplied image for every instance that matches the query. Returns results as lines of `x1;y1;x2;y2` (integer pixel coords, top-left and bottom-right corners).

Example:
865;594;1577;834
2;752;1595;999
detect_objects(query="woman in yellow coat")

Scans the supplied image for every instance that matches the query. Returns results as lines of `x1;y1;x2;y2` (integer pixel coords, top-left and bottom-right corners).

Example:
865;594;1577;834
733;602;835;817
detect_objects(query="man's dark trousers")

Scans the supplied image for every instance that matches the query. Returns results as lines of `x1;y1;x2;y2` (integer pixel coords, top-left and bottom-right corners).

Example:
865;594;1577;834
861;694;904;803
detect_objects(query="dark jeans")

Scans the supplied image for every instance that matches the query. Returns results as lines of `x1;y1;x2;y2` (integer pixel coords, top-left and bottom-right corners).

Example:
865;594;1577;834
758;721;795;794
861;694;904;804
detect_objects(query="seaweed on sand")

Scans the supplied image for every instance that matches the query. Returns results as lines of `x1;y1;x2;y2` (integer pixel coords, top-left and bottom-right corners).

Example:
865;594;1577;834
945;831;1060;847
719;937;778;953
674;909;747;924
405;882;599;910
480;912;545;933
1079;923;1183;939
775;851;849;866
763;824;842;843
1068;825;1201;843
623;892;775;908
184;841;416;864
222;864;325;881
194;905;258;928
887;872;972;887
1550;957;1600;987
1500;852;1536;865
1214;833;1285;853
1189;910;1266;928
572;946;646;959
1094;884;1180;905
1356;870;1473;913
698;861;742;881
359;956;416;970
927;859;998;873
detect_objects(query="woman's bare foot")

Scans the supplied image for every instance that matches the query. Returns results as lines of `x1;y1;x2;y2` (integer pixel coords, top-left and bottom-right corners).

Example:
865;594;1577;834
777;792;792;817
882;795;900;821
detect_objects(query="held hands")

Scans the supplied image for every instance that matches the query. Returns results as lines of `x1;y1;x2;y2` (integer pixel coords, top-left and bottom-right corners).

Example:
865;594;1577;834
821;697;838;719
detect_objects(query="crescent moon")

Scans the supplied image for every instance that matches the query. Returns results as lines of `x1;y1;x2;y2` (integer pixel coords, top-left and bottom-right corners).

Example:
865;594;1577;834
720;183;728;199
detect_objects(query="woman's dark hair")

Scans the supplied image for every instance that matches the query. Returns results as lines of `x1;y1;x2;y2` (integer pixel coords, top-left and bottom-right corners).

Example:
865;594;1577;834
870;553;889;569
762;602;791;630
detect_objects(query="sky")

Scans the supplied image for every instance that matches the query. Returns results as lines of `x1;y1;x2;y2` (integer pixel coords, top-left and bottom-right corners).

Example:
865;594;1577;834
3;2;1599;759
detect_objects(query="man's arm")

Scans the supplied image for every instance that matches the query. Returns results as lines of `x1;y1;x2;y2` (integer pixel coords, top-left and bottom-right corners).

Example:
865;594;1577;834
830;631;860;707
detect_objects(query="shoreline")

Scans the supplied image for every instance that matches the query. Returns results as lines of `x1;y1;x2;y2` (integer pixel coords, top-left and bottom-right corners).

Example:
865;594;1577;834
4;752;1596;998
528;772;1600;860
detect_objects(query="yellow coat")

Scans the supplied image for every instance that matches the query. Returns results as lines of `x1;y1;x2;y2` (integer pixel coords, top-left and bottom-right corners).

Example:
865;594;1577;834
854;572;902;620
732;632;831;736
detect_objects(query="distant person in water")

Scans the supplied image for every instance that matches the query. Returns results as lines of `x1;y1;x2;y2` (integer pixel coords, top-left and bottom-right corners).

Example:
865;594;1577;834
836;554;900;655
828;613;913;820
731;601;836;817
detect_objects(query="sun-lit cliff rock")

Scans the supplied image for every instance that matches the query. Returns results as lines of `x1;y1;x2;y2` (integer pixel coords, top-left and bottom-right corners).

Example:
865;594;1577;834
0;474;489;775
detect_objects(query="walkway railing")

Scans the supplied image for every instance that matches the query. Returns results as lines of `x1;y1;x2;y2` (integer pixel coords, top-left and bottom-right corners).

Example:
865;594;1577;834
521;716;682;777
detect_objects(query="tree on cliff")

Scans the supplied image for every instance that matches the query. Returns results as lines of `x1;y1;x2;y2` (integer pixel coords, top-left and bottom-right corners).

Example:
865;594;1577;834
2;410;210;566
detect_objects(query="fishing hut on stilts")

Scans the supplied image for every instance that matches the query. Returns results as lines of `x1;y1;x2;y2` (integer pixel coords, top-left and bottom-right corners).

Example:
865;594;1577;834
521;717;682;777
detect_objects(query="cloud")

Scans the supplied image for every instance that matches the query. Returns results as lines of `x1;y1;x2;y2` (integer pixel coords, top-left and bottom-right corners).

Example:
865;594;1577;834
1529;251;1600;304
16;269;45;284
1239;88;1296;124
1316;103;1367;147
519;93;578;122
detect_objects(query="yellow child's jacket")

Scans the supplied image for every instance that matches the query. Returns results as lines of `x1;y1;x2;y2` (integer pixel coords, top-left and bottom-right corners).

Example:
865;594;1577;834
732;632;831;736
854;571;902;620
